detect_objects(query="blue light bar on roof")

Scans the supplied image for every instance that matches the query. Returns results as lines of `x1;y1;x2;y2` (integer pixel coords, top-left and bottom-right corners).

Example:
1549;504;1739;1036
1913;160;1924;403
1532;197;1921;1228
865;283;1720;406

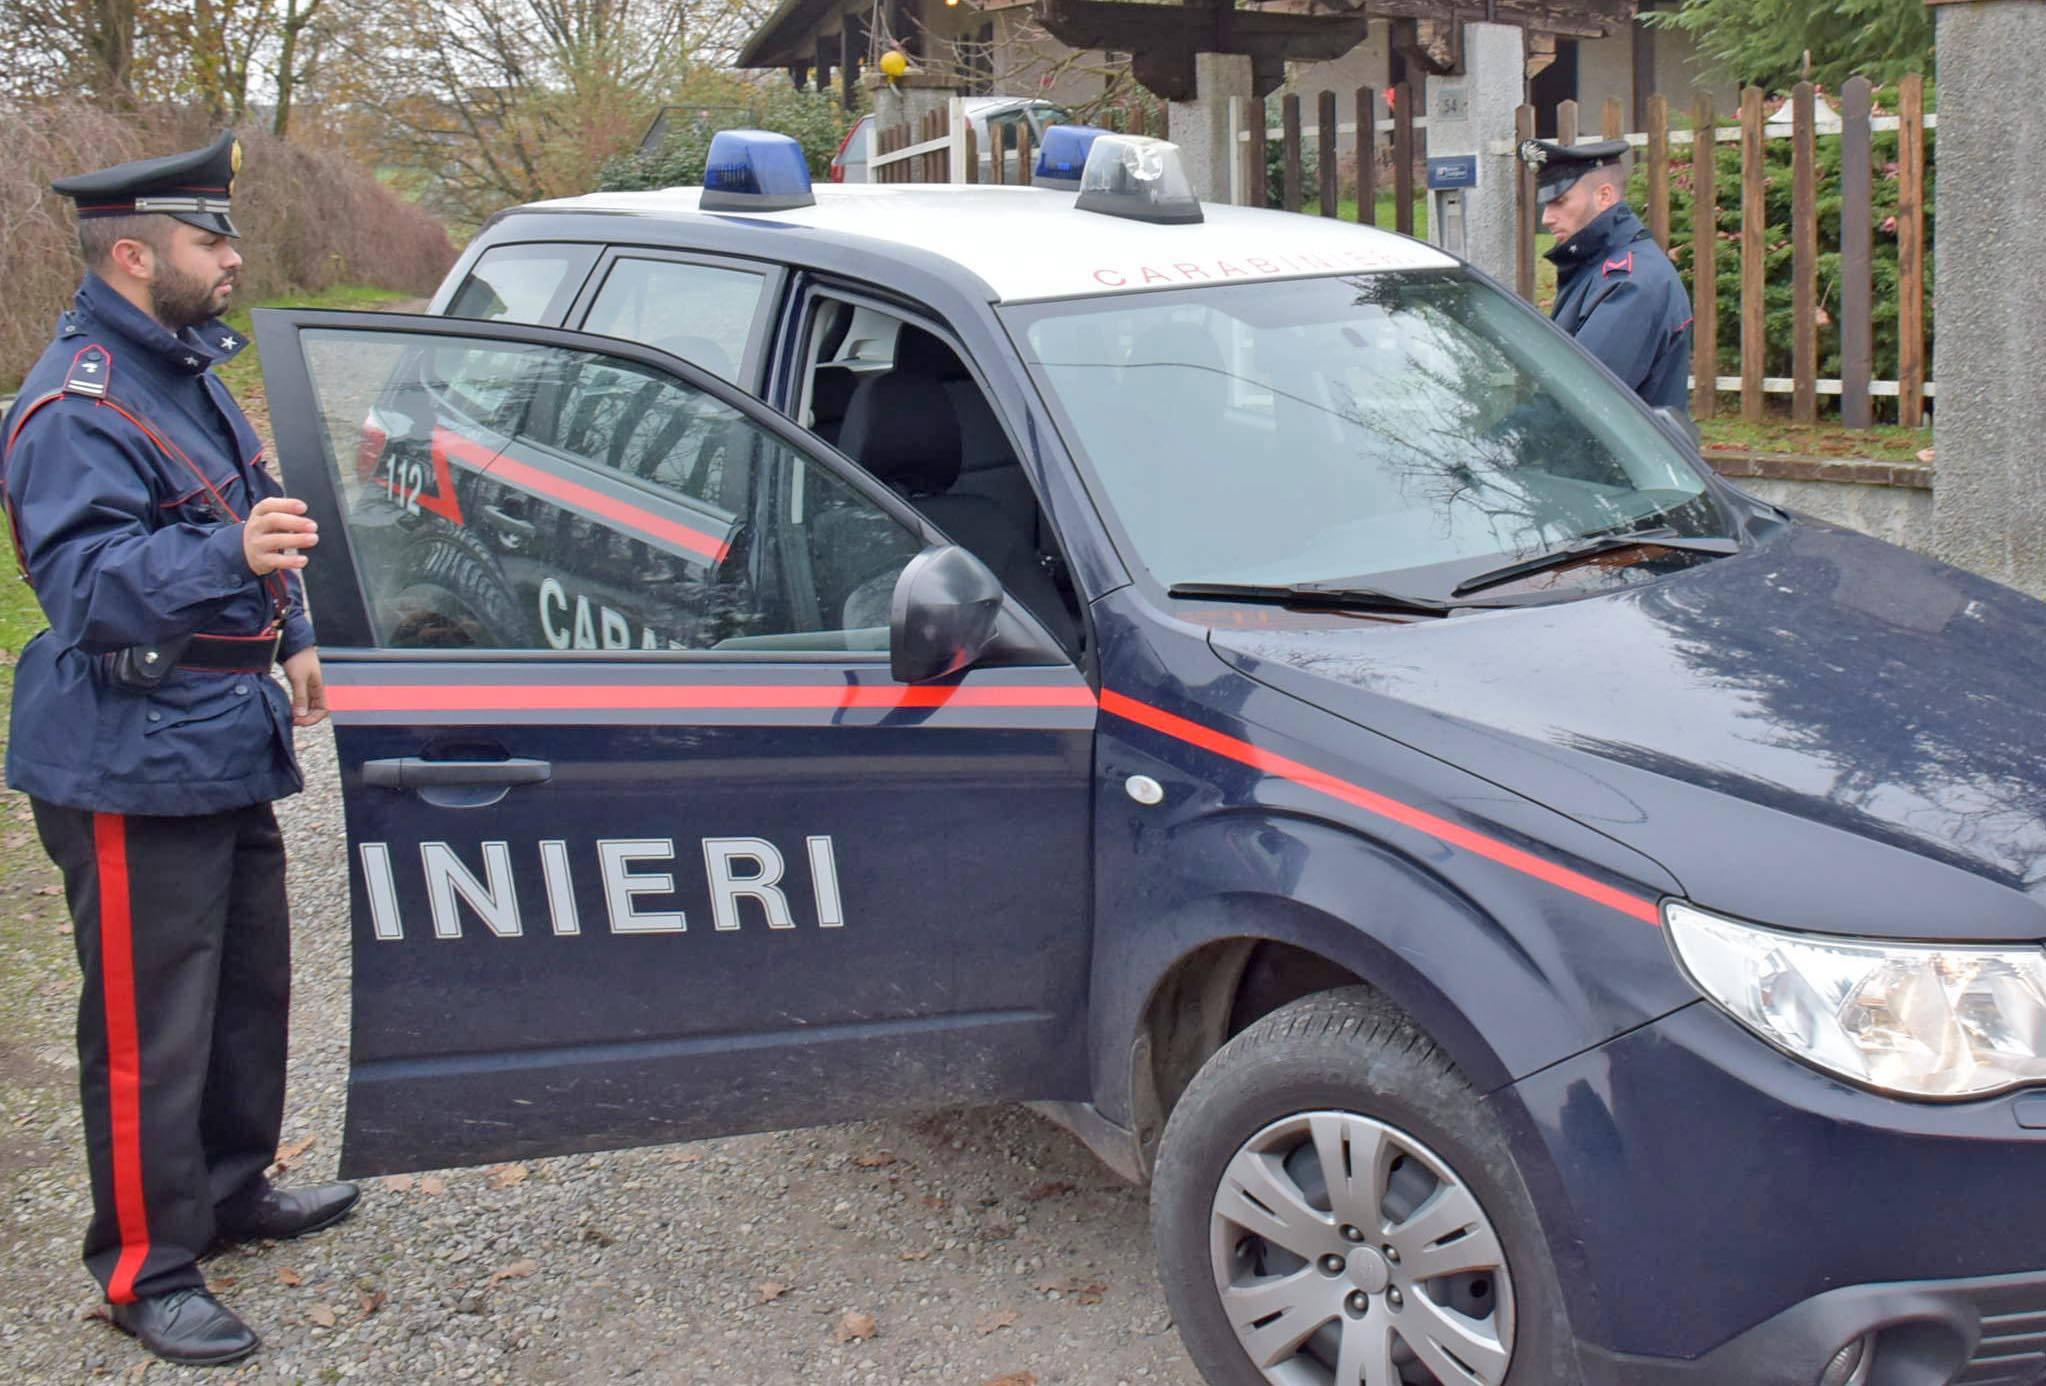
700;130;816;212
1033;125;1111;190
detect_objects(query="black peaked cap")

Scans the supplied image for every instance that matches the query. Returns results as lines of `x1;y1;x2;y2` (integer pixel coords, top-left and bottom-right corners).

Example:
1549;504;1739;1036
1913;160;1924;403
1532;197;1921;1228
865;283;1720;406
1518;137;1629;204
52;130;242;237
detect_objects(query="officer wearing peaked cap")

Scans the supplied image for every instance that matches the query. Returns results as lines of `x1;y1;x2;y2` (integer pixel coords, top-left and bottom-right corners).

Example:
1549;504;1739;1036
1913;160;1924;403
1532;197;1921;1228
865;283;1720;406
1520;137;1693;414
1;132;357;1367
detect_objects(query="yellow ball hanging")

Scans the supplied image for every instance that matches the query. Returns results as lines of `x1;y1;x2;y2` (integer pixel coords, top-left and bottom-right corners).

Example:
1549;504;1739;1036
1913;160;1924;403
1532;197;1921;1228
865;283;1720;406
879;49;909;79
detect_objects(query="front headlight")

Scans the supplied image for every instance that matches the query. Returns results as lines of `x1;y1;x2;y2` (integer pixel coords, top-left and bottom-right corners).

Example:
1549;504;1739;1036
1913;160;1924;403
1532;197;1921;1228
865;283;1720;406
1665;900;2046;1099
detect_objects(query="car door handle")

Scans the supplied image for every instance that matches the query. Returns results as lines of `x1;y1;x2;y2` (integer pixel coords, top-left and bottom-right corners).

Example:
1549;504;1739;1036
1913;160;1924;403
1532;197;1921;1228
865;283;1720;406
362;757;553;789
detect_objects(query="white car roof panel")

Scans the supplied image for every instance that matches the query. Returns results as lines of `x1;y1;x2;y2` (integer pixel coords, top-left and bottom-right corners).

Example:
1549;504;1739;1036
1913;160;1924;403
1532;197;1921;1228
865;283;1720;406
525;184;1459;304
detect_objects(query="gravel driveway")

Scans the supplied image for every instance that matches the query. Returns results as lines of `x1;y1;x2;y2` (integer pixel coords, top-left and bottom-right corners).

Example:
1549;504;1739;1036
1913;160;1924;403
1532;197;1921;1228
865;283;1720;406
0;724;1205;1385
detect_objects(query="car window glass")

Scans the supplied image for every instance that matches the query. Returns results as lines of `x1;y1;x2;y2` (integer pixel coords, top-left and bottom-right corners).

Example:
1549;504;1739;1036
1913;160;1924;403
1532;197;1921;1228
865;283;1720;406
1007;272;1723;591
1027;105;1074;135
446;243;594;325
297;327;927;655
839;117;871;166
581;258;764;383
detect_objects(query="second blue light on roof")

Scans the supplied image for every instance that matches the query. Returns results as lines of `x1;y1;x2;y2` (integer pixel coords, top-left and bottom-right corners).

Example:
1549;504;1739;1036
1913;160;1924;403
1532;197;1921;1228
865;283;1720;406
701;130;816;212
1034;125;1113;190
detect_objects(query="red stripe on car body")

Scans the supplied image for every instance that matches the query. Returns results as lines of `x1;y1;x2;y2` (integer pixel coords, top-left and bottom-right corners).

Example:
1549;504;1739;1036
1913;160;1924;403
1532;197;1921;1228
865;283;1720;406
1099;690;1662;926
326;682;1099;714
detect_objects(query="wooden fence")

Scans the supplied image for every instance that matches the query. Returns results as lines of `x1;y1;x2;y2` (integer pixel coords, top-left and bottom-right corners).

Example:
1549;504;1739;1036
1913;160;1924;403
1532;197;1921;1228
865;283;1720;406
1227;84;1427;232
1510;78;1935;426
871;107;957;182
869;99;1177;185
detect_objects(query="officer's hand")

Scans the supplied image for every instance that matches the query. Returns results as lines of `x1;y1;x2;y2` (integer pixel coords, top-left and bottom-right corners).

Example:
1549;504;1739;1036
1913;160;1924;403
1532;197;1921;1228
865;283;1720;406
244;497;319;575
283;647;328;728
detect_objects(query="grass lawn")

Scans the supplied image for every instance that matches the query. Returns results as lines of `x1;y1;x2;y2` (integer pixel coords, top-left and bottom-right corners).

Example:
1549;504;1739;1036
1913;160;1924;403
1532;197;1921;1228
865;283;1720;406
0;575;43;730
1696;414;1933;464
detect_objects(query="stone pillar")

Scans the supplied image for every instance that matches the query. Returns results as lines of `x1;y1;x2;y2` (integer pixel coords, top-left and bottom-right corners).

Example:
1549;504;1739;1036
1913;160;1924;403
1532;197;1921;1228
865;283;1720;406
1932;1;2046;596
873;78;957;134
1169;52;1254;203
1421;22;1523;282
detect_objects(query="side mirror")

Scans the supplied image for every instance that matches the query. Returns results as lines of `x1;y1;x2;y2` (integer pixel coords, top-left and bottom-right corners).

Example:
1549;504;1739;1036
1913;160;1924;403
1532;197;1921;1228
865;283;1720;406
890;545;1004;684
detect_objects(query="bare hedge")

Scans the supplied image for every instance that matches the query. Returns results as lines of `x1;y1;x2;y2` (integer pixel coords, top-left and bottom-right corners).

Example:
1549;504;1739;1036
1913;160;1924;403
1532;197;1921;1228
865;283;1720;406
1;103;457;388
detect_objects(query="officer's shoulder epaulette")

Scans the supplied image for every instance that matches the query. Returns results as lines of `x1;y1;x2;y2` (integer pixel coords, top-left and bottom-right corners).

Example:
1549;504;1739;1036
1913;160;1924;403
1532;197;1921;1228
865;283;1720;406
63;344;112;399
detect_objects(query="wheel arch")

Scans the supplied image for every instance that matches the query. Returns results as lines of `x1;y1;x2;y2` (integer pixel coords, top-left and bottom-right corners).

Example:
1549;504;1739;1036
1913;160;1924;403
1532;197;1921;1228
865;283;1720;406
1115;885;1519;1180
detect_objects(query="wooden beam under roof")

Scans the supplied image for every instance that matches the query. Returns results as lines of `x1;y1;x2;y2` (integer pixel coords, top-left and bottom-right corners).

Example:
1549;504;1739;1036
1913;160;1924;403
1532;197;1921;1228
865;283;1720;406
1037;0;1625;53
1283;0;1630;37
1040;0;1370;58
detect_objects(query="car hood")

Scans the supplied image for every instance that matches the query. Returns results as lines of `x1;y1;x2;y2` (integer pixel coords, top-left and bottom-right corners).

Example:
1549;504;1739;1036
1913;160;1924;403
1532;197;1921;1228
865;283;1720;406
1208;526;2046;940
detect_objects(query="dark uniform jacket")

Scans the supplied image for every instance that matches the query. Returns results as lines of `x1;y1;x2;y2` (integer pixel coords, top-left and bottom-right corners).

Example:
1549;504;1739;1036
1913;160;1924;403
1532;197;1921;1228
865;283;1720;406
2;274;310;815
1546;203;1693;413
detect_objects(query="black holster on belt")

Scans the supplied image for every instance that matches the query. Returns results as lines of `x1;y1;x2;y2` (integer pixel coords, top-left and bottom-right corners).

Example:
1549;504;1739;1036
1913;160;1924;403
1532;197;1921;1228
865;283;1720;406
111;634;192;690
110;627;281;689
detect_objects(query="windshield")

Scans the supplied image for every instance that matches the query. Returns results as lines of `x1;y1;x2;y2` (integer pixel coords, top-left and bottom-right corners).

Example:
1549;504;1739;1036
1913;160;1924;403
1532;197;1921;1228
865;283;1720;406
1029;104;1075;134
1004;272;1727;592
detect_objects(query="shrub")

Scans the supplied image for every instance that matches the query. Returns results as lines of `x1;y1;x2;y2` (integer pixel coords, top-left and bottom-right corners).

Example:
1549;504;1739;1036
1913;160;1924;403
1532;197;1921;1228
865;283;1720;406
601;84;858;193
1;102;457;390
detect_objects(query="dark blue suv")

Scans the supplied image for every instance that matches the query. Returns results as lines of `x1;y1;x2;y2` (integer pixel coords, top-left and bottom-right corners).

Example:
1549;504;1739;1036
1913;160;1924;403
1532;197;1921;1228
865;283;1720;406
251;132;2046;1386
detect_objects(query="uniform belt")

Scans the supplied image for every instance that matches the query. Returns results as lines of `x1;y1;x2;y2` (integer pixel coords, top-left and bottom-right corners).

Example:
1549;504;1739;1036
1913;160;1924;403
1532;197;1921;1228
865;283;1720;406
178;629;282;673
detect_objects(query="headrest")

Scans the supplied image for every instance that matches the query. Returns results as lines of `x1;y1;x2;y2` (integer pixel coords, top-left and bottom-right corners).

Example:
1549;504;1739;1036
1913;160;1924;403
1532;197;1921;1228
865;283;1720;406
837;371;961;495
894;324;966;379
809;364;861;416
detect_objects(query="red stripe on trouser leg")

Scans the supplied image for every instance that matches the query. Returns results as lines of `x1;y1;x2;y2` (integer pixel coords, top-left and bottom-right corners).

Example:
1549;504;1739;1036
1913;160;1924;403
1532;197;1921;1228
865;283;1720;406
92;813;151;1304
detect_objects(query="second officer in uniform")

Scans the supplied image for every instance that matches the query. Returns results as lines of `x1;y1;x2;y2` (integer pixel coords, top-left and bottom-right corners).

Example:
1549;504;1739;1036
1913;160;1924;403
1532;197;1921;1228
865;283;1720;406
1520;136;1694;414
2;132;357;1366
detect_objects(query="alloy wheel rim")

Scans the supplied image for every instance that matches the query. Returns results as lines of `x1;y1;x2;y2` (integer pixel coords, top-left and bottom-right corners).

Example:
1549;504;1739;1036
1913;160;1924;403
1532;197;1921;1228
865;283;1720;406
1207;1110;1516;1386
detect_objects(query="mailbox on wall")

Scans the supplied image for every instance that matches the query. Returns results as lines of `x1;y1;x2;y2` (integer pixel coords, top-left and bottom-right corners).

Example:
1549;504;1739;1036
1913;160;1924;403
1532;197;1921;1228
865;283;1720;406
1427;155;1479;259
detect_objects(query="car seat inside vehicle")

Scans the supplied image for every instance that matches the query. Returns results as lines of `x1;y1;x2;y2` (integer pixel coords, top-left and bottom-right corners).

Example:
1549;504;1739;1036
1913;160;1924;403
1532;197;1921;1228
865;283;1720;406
810;308;1081;650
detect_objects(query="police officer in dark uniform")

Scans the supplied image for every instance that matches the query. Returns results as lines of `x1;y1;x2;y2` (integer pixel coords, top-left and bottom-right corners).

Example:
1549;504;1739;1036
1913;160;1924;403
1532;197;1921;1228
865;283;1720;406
2;132;358;1366
1520;137;1693;413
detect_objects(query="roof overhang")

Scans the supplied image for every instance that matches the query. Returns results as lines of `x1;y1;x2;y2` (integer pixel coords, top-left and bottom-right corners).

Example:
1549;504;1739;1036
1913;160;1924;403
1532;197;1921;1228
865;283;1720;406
737;0;846;69
738;0;1639;80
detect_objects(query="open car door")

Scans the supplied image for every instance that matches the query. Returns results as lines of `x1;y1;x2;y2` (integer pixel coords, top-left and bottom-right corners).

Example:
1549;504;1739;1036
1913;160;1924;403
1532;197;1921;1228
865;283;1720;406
251;309;1097;1176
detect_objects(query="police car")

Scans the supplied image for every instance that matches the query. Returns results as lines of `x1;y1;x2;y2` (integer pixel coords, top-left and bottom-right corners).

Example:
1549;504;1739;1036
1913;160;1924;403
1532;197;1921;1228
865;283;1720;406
252;129;2046;1386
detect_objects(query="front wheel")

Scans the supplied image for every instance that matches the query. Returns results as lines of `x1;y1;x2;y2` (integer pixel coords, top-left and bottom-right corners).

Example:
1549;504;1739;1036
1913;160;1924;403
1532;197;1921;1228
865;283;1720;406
1151;988;1579;1386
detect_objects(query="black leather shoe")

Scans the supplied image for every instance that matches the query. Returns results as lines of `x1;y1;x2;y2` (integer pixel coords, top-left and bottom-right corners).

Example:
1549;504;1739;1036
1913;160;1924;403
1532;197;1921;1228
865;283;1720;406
108;1288;258;1366
216;1180;360;1242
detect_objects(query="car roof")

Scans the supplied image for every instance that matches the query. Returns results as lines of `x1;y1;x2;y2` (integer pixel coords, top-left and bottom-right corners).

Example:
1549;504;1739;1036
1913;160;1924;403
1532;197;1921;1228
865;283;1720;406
521;183;1458;305
962;96;1062;114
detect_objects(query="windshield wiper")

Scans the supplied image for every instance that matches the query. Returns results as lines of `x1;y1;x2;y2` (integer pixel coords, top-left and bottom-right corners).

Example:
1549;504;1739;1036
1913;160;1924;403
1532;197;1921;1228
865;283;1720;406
1449;528;1740;598
1167;581;1513;617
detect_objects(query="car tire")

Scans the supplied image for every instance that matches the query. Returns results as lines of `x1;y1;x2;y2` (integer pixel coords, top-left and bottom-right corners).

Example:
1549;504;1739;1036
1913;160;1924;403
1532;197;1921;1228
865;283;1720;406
1151;987;1579;1386
383;523;528;649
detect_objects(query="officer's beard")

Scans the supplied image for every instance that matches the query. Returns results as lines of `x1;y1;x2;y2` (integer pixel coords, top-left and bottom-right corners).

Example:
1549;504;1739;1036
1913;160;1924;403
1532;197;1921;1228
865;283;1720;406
151;260;234;331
